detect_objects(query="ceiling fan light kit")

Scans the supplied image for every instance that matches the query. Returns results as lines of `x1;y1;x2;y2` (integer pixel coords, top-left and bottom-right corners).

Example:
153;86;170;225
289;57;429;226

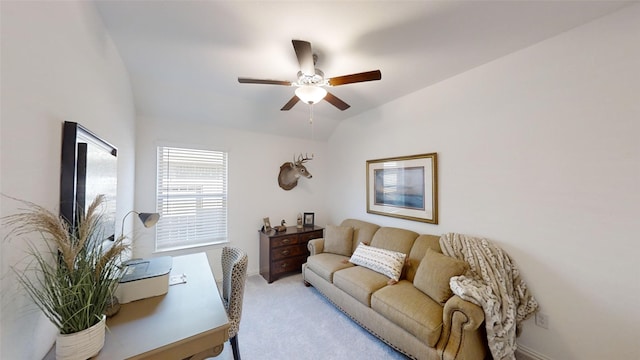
295;85;327;104
238;39;381;111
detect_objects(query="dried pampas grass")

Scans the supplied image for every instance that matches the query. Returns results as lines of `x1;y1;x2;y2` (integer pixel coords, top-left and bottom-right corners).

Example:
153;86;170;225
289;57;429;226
3;194;129;334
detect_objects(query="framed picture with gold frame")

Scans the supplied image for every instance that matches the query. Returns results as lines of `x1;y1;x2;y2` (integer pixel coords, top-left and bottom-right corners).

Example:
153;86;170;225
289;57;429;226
366;153;438;224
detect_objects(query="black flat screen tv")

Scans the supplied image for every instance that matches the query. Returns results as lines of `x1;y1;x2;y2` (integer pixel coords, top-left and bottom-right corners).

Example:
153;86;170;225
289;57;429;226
59;121;118;241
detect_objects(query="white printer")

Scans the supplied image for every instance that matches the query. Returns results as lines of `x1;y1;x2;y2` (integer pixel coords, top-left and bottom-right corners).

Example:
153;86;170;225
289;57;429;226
116;256;172;303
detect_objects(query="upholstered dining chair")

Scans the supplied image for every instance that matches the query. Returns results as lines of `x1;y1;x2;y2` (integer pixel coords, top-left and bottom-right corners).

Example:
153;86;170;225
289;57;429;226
221;246;248;360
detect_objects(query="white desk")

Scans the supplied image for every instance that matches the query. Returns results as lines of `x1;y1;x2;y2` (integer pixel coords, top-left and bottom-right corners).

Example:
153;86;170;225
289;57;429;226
45;252;230;359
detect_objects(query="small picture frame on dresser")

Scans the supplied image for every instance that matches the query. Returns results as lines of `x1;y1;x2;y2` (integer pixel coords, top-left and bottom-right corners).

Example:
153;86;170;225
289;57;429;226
263;217;272;232
303;212;315;227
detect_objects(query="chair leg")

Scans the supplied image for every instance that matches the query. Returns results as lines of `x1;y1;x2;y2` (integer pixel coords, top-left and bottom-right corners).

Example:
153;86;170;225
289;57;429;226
230;334;241;360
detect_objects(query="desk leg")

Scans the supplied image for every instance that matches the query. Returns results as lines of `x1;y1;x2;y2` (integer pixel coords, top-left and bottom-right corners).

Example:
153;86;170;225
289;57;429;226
188;344;224;360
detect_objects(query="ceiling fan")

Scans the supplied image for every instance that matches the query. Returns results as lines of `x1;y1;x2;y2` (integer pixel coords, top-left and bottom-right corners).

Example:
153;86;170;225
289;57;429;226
238;40;382;111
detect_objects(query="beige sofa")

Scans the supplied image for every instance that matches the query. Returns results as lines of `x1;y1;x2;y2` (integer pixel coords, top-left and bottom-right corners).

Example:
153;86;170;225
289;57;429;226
302;219;488;360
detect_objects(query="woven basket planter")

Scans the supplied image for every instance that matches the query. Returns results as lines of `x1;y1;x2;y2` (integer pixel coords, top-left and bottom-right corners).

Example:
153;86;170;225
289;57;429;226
55;315;106;360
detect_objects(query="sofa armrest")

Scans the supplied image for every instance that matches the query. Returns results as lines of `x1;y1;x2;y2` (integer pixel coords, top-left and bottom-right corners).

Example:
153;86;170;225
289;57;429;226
307;238;325;256
437;295;487;360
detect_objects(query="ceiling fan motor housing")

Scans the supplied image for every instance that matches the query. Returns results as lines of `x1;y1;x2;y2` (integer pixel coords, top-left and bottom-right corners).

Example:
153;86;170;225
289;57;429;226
296;69;326;86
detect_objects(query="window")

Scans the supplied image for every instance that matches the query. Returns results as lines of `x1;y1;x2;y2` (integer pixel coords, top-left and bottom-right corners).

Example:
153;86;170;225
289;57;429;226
156;146;228;251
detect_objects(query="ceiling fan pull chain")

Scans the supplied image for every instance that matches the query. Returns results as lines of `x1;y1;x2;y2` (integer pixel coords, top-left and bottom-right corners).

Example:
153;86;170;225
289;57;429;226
309;105;315;141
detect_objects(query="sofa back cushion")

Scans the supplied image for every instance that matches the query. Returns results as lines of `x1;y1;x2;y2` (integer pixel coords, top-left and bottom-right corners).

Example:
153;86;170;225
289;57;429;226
413;248;469;304
370;227;418;256
406;234;442;282
340;219;380;253
323;225;354;256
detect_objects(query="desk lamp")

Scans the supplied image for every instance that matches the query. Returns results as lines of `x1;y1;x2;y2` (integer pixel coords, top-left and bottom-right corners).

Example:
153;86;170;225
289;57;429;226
120;211;160;239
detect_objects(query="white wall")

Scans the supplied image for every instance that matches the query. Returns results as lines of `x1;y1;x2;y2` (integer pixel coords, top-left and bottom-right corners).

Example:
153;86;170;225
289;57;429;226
0;2;135;359
2;2;637;359
133;116;328;279
328;5;639;360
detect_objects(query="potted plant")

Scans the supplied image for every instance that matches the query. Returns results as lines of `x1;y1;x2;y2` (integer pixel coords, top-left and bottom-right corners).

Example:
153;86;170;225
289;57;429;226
3;194;128;360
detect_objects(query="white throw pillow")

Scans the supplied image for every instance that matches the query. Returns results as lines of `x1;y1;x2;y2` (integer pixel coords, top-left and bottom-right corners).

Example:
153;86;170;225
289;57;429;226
349;243;406;281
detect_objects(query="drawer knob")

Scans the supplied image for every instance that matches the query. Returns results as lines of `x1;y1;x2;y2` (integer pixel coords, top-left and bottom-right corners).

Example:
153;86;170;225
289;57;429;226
281;262;288;268
281;250;290;256
282;238;291;244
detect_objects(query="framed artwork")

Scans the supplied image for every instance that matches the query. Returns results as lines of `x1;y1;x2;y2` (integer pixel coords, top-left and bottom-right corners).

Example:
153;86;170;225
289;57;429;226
303;212;315;227
263;217;272;231
366;153;438;224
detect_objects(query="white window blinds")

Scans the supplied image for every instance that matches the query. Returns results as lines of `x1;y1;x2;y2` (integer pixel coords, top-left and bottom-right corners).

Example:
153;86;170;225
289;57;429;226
156;146;228;251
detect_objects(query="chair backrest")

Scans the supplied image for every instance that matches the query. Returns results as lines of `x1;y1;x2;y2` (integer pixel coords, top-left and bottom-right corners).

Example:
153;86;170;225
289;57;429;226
221;246;248;338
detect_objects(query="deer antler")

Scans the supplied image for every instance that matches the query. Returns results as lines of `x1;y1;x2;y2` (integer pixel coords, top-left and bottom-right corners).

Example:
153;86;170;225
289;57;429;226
296;153;313;164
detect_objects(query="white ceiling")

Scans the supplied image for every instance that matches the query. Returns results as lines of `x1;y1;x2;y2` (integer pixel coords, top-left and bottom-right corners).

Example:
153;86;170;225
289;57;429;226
94;1;631;141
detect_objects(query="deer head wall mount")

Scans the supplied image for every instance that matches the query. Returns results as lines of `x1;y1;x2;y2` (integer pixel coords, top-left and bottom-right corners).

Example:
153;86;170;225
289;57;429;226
278;153;313;190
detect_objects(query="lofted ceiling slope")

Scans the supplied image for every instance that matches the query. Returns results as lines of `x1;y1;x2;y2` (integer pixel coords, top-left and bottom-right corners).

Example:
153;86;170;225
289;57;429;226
94;1;631;141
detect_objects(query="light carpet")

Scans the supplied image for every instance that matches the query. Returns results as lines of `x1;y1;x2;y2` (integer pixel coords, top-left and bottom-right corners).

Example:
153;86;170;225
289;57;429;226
215;273;409;360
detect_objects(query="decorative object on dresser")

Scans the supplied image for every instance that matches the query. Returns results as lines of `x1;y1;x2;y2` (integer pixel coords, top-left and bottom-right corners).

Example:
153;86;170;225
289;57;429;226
274;219;287;232
259;225;323;283
366;153;438;224
303;212;315;227
262;217;271;232
296;213;303;229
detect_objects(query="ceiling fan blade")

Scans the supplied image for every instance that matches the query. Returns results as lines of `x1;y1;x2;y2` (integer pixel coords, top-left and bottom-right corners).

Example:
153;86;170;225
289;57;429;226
280;96;300;111
292;40;315;76
324;92;350;111
328;70;382;86
238;78;292;86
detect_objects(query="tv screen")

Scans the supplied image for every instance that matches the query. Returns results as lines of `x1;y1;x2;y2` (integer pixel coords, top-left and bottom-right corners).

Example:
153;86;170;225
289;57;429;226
60;122;118;241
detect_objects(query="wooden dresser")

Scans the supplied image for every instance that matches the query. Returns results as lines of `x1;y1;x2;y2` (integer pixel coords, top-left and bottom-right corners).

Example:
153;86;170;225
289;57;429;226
259;225;324;283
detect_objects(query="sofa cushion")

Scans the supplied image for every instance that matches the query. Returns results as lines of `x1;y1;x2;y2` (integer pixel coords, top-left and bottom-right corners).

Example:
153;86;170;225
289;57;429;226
349;243;406;281
323;225;354;256
333;266;390;306
371;280;444;347
413;248;468;304
340;219;381;253
405;234;442;283
370;227;419;255
305;253;353;283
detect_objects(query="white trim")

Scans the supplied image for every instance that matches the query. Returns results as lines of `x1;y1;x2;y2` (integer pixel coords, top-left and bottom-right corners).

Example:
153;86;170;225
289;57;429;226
516;344;552;360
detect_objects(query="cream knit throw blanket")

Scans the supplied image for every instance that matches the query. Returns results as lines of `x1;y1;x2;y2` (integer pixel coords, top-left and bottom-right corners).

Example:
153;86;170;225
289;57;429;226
439;233;538;360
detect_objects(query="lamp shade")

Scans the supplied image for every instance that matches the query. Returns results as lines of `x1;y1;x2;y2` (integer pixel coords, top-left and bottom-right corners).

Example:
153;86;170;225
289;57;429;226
120;210;161;239
138;213;160;228
295;85;327;104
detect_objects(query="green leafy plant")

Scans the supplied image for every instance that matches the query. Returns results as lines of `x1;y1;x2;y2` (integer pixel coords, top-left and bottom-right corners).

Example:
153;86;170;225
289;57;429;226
3;195;128;334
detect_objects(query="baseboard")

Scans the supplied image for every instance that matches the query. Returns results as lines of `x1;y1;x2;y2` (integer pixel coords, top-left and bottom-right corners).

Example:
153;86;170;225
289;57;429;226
516;344;552;360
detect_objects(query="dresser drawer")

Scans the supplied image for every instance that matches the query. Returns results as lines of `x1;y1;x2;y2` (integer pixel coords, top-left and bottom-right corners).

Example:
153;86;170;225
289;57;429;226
271;257;304;275
299;230;324;243
271;235;299;248
271;244;305;260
